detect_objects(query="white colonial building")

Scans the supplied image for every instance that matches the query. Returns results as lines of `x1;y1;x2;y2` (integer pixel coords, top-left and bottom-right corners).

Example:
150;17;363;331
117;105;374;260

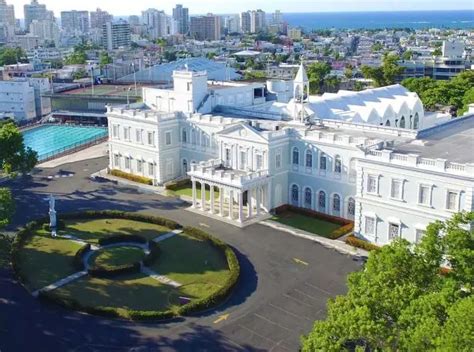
107;64;474;245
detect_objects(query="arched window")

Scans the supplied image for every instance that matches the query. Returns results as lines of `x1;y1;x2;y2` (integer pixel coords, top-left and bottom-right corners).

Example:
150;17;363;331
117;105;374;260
334;155;342;174
413;113;419;129
348;197;355;216
318;191;326;210
320;153;327;170
385;120;391;126
304;188;312;208
333;194;341;212
291;185;299;205
292;147;299;165
305;150;313;168
399;116;406;128
349;158;357;181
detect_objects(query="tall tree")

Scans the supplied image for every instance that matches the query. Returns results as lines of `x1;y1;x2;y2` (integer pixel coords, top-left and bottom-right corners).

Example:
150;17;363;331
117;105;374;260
361;53;404;87
307;62;331;94
0;123;38;175
301;212;474;351
0;188;14;229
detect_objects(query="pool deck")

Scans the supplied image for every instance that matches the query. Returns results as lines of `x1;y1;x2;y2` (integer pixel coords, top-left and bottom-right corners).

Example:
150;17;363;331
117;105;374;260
38;142;108;168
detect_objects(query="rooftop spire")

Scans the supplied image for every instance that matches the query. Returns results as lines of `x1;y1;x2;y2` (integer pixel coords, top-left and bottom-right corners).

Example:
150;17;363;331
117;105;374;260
294;60;308;84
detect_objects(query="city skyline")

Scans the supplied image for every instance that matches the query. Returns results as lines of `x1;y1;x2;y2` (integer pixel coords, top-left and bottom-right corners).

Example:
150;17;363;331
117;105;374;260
11;0;474;18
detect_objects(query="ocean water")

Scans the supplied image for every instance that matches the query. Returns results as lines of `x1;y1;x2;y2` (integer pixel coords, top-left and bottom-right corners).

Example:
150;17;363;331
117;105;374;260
284;11;474;30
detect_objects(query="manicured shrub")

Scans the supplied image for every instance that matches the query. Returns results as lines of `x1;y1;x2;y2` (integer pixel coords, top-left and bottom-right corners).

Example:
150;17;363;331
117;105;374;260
98;234;147;246
345;234;380;252
88;262;141;278
329;223;354;240
73;243;91;270
165;178;191;191
274;205;351;226
143;241;160;267
110;169;153;185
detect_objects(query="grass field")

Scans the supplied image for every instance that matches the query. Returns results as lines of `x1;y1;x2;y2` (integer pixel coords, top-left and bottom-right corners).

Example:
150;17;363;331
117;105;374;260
90;247;145;269
65;219;170;244
18;231;83;291
271;211;342;238
150;233;229;300
50;273;182;311
16;218;232;313
63;85;143;97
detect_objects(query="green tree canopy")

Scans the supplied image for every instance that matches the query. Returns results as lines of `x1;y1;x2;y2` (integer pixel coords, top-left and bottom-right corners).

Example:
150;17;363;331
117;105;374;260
99;51;113;67
0;122;38;175
361;53;405;87
64;50;87;65
0;47;28;66
307;62;331;94
302;212;474;351
0;188;14;229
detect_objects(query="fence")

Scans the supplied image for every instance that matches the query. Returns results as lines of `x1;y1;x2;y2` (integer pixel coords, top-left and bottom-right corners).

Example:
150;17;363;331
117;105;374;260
38;133;108;162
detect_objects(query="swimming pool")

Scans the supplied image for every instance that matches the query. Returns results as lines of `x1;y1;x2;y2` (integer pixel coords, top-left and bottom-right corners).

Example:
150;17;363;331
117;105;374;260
22;125;108;161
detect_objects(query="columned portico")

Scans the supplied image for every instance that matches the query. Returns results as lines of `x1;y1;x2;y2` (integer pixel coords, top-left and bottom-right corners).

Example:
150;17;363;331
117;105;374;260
188;159;272;227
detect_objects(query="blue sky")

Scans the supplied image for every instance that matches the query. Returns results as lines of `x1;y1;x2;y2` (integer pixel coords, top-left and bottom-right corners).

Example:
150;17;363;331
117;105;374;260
14;0;473;17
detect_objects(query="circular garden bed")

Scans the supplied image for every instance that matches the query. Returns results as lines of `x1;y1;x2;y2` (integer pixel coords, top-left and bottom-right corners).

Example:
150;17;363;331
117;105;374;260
11;211;240;321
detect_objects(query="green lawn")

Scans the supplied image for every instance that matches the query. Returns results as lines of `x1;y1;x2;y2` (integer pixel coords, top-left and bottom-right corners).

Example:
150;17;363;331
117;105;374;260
150;233;229;299
50;272;182;312
272;211;342;238
170;186;219;201
18;231;83;291
90;246;145;269
64;219;170;244
0;235;11;269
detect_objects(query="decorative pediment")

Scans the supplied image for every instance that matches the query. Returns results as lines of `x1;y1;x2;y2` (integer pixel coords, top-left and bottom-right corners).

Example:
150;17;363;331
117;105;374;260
217;123;268;144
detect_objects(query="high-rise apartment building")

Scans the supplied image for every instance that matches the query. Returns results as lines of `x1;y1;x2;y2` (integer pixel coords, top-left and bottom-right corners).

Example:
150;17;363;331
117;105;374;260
102;20;131;51
141;9;168;39
250;9;266;33
0;0;14;26
190;14;221;41
90;8;113;30
29;19;60;46
172;4;189;35
61;10;89;34
240;11;251;33
24;0;53;31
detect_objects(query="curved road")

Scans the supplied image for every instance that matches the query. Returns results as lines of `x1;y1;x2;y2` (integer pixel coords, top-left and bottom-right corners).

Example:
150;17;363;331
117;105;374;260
1;157;361;352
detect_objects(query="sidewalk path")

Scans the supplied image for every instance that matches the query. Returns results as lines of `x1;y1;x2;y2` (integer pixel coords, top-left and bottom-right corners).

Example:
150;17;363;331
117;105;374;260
141;267;182;288
32;271;87;297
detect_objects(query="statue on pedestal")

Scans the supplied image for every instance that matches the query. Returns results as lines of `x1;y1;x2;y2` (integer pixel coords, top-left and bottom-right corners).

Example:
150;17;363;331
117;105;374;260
48;194;57;237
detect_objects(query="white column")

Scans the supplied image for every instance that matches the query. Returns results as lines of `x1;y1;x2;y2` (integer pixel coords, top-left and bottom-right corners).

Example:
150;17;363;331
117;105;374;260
238;191;244;223
201;182;206;211
219;187;224;216
228;190;234;220
191;180;197;208
266;184;271;212
210;185;215;214
256;187;261;216
248;190;253;218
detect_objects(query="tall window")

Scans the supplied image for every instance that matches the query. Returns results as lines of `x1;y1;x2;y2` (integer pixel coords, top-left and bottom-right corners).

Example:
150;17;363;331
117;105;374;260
399;116;406;128
182;159;188;173
304;188;312;208
334;155;342;174
292;147;299;165
165;131;172;146
256;154;263;170
389;223;400;240
320;154;327;170
305;150;312;168
365;217;375;235
137;159;143;173
291;185;299;205
446;191;459;210
390;179;403;200
333;194;341;212
419;185;431;205
113;154;120;167
318;191;326;210
240;151;247;170
124;156;130;169
123;127;130;140
148;162;154;177
415;229;425;243
367;175;378;194
276;152;282;169
112;125;119;138
181;129;187;143
349;158;357;182
413;113;419;129
348;198;355;216
136;129;142;143
147;132;154;146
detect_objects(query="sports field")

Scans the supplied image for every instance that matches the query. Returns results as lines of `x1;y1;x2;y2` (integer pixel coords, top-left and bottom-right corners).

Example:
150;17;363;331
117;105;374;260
62;84;143;97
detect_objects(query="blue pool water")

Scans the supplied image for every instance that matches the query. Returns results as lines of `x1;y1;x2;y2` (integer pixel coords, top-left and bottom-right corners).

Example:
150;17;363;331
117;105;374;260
22;125;108;161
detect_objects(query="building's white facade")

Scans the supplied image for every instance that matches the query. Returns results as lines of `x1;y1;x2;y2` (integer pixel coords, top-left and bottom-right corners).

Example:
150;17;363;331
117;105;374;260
107;64;474;244
0;78;51;121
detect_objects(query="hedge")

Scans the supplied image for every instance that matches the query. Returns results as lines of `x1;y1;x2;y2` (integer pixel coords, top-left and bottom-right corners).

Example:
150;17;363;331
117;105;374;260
345;234;380;252
98;234;147;246
42;220;66;231
88;262;141;278
165;178;191;191
110;169;153;186
73;243;91;270
177;226;240;316
274;204;352;226
329;223;354;240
